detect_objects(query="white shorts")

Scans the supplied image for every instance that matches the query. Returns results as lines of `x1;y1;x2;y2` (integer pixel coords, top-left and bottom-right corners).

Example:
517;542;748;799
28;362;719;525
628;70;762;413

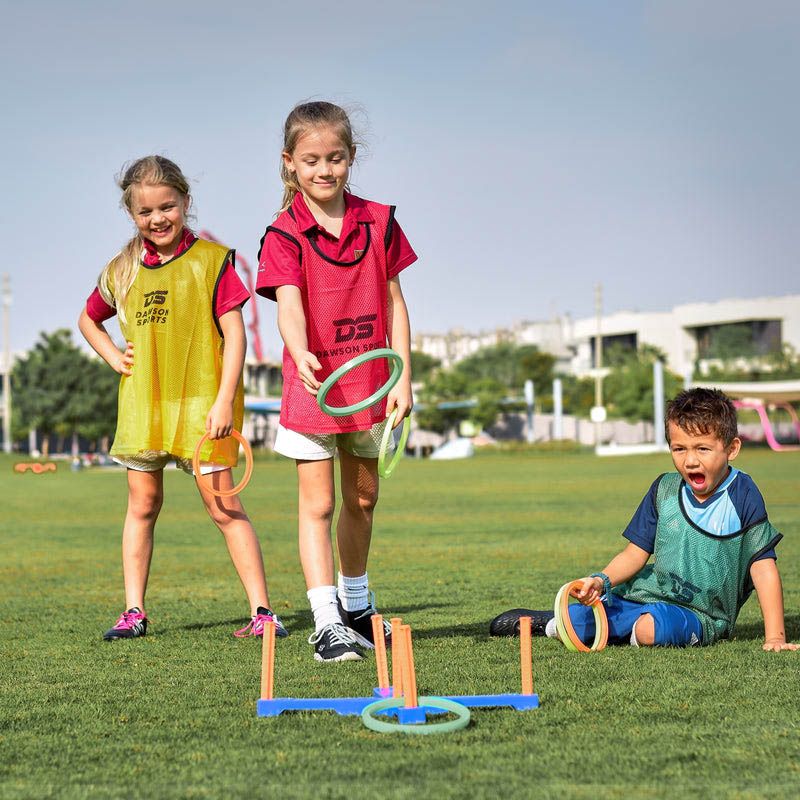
273;422;393;461
112;451;228;476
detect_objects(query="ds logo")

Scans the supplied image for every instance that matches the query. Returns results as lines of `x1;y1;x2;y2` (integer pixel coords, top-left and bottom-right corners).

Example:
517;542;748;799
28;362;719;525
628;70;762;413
143;290;168;308
333;314;377;342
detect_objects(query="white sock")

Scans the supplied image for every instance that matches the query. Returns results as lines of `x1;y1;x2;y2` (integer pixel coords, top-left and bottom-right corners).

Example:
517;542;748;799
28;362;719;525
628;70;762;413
545;618;559;639
307;585;341;632
629;625;640;648
337;571;369;612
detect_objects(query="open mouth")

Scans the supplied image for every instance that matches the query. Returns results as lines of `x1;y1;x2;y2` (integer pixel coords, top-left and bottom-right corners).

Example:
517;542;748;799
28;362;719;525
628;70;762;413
687;471;706;489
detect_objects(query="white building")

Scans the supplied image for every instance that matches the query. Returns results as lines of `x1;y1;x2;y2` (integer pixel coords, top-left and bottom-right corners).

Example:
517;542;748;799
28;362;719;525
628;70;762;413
415;294;800;378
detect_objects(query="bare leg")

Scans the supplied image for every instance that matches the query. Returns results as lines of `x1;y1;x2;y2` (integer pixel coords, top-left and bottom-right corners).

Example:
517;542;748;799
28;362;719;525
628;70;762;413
196;469;271;615
122;469;164;614
634;613;656;646
335;450;379;577
296;458;336;589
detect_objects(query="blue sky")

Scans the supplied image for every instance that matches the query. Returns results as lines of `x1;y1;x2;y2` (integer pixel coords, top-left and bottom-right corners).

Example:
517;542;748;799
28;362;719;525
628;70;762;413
2;1;799;360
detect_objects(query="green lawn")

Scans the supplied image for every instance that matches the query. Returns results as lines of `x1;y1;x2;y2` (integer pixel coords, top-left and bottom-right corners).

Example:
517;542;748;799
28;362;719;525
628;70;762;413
2;448;799;799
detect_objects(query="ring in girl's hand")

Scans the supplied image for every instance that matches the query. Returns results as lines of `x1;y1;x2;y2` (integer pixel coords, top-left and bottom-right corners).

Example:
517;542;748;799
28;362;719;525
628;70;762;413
377;408;411;479
553;580;609;652
192;430;253;498
316;348;403;417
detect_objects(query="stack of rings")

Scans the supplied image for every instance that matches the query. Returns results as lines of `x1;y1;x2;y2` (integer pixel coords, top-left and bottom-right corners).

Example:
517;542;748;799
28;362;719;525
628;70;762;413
192;430;253;498
553;580;609;652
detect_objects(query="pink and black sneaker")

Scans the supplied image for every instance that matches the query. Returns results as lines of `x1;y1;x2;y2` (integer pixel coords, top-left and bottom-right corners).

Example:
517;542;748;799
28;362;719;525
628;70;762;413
234;607;288;639
103;607;148;641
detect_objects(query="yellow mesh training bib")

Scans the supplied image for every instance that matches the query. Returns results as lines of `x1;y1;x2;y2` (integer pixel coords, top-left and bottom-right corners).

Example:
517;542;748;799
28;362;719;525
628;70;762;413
110;239;244;467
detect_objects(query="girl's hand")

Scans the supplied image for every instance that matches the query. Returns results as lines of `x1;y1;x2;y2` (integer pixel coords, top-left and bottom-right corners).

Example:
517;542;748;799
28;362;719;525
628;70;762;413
114;342;134;376
575;576;604;606
763;638;800;652
294;350;322;395
385;378;413;428
206;400;234;440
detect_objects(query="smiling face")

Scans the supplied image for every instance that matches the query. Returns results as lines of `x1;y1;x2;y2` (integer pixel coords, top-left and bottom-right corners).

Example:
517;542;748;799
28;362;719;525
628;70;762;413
129;182;189;259
667;422;741;501
282;125;354;212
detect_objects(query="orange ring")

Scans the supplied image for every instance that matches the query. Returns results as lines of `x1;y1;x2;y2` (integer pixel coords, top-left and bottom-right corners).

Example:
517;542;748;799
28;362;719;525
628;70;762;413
13;463;29;473
31;463;44;474
192;430;253;498
555;580;609;652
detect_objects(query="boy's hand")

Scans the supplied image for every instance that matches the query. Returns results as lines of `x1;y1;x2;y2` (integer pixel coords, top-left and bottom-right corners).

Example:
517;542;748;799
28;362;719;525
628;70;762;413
114;342;134;376
206;400;234;441
294;350;322;395
575;576;604;606
763;638;799;652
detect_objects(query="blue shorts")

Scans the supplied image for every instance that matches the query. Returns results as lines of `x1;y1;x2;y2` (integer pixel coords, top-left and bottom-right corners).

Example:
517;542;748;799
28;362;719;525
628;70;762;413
568;596;703;647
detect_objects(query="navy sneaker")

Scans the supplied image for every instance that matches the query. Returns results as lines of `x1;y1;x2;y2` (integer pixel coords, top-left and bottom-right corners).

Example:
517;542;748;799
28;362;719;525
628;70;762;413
308;623;365;662
489;608;554;637
338;593;392;650
103;607;148;640
234;607;289;638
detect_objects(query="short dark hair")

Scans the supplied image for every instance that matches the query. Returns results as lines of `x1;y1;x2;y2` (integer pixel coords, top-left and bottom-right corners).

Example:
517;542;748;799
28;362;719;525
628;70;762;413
665;388;738;445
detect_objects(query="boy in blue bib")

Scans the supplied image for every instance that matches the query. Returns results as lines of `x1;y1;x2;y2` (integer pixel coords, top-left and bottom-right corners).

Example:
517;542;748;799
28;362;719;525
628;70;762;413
491;388;798;651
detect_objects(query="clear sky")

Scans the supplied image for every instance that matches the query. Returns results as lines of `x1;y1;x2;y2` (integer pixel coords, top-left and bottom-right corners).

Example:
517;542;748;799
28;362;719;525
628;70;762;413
2;0;799;361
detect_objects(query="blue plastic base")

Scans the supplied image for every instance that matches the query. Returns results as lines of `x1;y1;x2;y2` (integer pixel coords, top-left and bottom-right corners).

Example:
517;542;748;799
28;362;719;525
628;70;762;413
257;697;374;717
257;692;539;717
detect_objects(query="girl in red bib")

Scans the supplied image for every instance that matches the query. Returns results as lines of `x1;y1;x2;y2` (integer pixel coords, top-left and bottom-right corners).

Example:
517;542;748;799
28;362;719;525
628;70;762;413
257;102;416;662
79;156;286;642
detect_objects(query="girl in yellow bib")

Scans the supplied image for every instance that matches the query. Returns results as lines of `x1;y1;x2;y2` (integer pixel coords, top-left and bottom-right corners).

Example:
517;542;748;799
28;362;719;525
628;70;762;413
79;155;286;641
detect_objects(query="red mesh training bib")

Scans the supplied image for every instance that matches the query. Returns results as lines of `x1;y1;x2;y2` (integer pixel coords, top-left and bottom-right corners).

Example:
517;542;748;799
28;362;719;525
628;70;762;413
270;199;395;433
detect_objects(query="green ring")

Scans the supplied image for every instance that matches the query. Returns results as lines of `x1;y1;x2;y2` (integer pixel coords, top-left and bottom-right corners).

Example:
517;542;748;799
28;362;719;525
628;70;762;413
554;582;605;652
317;348;403;417
377;410;411;479
361;696;471;735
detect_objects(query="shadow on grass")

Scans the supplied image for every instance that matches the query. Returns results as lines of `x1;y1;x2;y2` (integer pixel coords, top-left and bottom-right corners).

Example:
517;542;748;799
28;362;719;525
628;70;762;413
412;620;490;641
734;613;800;641
172;602;456;634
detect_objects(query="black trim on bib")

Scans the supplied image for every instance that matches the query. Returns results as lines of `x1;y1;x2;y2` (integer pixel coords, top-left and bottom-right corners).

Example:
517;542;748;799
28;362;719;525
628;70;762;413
677;483;765;540
140;237;199;270
306;222;371;267
259;226;302;265
211;249;234;338
384;205;396;251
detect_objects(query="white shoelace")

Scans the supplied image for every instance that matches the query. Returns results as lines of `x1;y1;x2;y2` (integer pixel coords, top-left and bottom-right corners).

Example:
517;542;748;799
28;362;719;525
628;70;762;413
308;623;358;647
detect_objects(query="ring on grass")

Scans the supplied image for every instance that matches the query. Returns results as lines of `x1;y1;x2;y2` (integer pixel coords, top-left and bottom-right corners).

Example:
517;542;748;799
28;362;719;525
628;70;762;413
377;409;411;479
361;696;470;735
316;348;403;417
192;430;253;498
554;580;609;652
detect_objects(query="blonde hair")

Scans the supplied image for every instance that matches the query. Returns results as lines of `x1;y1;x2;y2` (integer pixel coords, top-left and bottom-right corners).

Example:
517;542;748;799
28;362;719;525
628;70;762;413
279;101;357;212
98;156;190;325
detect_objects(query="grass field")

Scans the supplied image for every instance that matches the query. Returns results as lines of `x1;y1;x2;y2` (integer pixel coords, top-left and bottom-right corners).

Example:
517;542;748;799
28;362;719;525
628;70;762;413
2;447;799;799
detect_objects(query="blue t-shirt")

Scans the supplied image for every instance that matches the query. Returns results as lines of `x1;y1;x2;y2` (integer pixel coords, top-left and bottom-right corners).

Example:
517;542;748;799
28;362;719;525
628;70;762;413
623;468;776;560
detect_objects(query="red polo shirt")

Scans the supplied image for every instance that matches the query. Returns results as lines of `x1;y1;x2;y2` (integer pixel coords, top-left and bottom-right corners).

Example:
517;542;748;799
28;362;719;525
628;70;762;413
86;229;250;323
256;192;417;301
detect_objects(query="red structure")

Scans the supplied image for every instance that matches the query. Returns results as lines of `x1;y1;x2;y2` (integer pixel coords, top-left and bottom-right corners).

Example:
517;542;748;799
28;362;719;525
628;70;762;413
199;229;264;362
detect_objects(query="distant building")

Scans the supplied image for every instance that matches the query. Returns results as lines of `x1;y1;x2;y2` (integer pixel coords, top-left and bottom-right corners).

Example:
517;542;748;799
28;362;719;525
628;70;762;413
414;294;800;378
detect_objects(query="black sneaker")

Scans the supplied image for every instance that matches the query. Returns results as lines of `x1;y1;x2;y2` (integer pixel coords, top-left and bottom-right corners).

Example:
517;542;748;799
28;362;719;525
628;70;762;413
337;594;392;650
308;623;365;662
489;608;554;637
103;607;148;640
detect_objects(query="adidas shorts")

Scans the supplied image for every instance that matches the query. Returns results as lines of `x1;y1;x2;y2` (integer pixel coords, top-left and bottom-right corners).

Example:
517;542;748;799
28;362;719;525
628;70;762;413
567;595;703;647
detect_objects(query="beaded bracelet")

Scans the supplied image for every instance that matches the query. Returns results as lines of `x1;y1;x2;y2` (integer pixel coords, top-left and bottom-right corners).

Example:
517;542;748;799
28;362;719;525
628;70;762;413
590;572;614;605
